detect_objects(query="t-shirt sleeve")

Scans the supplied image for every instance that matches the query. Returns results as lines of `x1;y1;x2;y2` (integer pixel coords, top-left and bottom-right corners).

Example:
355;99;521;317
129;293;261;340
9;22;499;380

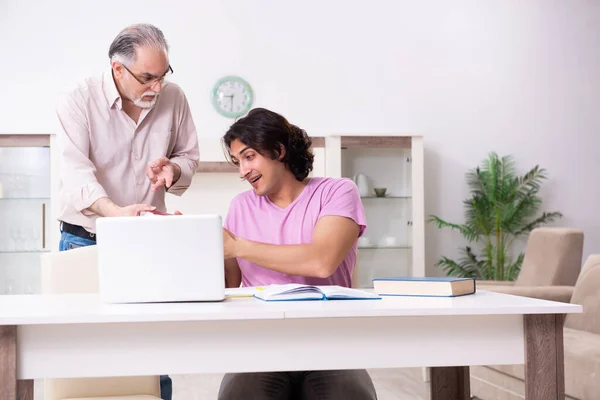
318;179;367;237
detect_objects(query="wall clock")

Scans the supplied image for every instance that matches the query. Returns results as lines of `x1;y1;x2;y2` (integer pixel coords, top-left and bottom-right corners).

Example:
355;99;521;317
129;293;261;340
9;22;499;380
211;76;253;118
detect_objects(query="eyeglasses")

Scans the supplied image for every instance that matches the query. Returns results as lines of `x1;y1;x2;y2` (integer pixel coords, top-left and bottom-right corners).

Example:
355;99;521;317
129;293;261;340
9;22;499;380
121;63;173;86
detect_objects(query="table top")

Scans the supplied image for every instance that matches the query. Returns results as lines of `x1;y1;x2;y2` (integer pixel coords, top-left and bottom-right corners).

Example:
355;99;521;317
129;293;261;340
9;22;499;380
0;290;581;326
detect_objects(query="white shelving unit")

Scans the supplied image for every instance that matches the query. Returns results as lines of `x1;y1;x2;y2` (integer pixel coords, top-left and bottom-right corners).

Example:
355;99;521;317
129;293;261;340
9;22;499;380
0;135;53;294
3;133;421;293
323;135;425;287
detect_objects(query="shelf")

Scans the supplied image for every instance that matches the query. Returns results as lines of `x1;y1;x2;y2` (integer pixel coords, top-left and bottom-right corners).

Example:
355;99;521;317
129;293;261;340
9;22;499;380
358;246;412;250
195;162;237;173
0;197;50;201
194;136;325;174
341;136;412;149
310;136;325;148
0;249;50;254
0;134;51;147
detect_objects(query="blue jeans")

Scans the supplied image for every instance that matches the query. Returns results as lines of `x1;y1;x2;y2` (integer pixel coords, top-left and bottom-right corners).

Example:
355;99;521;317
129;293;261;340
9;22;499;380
58;231;97;251
59;230;173;400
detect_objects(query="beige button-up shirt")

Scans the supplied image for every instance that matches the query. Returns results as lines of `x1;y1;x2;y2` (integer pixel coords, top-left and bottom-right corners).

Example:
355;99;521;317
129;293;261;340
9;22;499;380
56;69;200;233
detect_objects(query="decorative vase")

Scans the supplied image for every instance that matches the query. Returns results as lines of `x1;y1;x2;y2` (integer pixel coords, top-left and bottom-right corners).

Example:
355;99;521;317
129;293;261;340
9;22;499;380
352;173;369;197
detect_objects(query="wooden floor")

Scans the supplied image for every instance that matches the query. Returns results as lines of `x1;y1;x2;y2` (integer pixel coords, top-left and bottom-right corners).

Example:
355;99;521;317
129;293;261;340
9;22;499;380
34;368;433;399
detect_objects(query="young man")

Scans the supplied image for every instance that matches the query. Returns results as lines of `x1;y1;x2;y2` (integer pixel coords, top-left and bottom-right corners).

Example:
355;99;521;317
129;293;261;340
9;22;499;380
219;108;377;400
55;23;199;400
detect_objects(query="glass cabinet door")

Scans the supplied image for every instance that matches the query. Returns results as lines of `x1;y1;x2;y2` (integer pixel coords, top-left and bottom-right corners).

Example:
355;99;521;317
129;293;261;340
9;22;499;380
0;142;51;294
340;140;413;288
321;135;424;288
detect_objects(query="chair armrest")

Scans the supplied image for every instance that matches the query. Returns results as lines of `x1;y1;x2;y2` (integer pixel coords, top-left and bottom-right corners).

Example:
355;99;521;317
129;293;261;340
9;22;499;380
479;285;575;303
45;376;161;399
476;280;516;287
40;246;99;294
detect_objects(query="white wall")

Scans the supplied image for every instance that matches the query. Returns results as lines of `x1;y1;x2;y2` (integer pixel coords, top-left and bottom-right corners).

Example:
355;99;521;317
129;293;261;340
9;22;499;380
1;0;599;274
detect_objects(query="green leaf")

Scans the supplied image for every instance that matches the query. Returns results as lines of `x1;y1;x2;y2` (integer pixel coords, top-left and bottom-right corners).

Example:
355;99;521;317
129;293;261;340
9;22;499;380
428;152;561;281
427;215;478;242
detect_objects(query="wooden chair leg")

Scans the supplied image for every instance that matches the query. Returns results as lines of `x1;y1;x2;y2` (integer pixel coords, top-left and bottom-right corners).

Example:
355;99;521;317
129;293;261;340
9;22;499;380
430;366;470;400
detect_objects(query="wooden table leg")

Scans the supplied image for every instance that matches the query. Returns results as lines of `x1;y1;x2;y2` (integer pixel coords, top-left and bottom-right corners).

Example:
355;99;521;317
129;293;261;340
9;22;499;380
524;314;565;400
0;325;33;400
1;325;17;400
18;380;34;400
430;366;470;400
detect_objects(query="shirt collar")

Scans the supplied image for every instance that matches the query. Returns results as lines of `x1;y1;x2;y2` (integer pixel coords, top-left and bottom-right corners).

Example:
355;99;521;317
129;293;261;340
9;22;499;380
102;68;123;110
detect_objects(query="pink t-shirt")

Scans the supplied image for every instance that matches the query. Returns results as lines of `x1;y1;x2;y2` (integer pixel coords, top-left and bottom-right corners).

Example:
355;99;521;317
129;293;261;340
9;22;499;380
225;177;367;288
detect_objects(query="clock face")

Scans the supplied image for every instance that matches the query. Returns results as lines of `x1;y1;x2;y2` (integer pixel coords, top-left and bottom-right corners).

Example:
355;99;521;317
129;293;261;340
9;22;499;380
211;76;253;118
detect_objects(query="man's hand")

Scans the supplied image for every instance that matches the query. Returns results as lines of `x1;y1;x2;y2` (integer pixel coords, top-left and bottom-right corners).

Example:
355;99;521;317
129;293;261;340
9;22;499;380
119;204;156;216
89;197;155;217
223;227;238;259
146;157;181;192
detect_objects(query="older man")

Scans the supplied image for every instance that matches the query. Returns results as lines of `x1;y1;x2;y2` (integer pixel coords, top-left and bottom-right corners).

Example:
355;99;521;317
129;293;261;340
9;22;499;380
55;23;199;399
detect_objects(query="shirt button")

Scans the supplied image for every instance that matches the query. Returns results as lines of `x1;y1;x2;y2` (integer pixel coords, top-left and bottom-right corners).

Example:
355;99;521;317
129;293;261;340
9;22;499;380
137;181;143;185
135;154;140;160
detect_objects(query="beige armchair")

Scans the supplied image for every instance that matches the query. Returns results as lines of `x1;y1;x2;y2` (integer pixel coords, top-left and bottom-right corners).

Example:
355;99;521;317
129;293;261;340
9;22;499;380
477;227;584;303
472;254;600;400
40;246;161;400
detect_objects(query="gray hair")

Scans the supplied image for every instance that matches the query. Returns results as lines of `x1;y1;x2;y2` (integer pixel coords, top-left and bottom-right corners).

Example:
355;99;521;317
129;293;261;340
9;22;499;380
108;23;169;65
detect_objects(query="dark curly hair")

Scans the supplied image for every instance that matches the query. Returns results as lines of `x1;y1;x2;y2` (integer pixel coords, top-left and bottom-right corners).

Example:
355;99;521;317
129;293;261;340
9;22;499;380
222;108;314;181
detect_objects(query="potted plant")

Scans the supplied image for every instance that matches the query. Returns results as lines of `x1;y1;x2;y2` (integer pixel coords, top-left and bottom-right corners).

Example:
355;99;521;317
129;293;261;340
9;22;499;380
428;152;562;280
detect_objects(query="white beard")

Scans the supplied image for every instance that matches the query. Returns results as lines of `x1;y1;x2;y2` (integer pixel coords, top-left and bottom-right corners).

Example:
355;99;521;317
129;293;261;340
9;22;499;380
133;91;159;109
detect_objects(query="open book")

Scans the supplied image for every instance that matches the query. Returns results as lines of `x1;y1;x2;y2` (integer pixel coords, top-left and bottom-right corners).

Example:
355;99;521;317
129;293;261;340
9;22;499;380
253;284;381;301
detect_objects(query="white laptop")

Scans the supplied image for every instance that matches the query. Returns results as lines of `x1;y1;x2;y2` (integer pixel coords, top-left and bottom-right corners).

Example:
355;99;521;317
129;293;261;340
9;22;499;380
96;214;225;303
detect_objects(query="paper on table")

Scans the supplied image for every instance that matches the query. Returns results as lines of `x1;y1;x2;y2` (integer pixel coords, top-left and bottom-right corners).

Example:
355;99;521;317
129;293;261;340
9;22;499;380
225;286;263;298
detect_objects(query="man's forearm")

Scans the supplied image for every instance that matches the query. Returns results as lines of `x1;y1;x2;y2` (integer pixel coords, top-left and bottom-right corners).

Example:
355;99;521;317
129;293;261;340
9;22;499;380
88;197;120;217
224;258;242;288
170;161;181;186
235;239;331;278
166;157;196;195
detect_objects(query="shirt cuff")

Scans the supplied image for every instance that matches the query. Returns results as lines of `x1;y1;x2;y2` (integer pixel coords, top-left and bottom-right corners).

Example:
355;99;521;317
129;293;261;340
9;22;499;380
72;182;109;213
167;157;197;195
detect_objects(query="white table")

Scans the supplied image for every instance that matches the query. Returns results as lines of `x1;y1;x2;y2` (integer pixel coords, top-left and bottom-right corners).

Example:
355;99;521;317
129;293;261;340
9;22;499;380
0;290;581;400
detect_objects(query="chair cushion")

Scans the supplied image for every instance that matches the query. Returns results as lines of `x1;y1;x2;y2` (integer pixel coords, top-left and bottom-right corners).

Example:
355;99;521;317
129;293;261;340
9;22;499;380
562;327;600;400
476;280;516;287
515;227;583;286
41;245;99;294
45;375;160;399
64;396;161;400
565;255;600;334
479;285;574;303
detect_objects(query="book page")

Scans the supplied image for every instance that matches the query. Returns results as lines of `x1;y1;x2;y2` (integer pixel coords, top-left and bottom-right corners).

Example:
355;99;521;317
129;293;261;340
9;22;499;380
317;285;380;299
261;284;320;295
254;284;324;301
224;287;258;298
253;284;380;301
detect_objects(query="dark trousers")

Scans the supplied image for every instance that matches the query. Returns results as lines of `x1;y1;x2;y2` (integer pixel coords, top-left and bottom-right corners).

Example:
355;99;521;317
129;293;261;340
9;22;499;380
218;370;377;400
59;228;173;400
